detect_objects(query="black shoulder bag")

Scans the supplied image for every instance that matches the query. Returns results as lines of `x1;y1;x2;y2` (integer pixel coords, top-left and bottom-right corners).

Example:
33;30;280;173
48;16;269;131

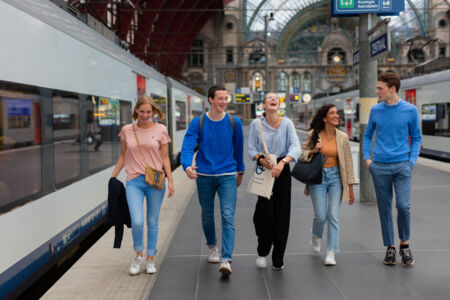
291;153;327;184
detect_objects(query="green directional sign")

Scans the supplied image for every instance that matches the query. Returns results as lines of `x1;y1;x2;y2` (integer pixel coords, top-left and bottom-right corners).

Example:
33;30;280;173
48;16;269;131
338;0;354;9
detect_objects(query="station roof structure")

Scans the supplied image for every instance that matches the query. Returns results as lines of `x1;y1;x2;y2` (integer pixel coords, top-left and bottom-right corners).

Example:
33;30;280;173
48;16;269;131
68;0;231;78
246;0;427;40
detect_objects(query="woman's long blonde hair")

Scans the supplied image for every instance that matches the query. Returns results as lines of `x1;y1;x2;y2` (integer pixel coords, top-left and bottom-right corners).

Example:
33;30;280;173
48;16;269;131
132;95;164;121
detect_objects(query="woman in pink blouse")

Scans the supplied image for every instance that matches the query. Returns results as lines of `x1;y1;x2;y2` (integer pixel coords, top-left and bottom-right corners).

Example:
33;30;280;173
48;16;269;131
111;95;174;275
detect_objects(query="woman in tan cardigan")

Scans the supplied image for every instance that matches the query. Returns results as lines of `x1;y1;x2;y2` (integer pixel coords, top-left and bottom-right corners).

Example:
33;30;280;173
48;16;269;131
299;103;357;266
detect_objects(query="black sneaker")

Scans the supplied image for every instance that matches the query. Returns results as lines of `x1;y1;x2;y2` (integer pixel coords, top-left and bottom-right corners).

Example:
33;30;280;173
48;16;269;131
384;247;396;265
399;247;414;266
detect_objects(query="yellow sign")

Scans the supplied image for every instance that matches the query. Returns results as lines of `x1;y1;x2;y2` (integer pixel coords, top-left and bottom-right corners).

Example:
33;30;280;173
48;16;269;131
235;94;250;102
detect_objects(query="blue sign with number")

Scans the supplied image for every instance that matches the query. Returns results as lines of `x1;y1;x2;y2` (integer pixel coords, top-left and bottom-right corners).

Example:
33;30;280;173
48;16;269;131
332;0;404;16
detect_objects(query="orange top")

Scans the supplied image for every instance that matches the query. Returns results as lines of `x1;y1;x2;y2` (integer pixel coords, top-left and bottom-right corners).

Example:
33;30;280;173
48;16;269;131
118;123;171;181
321;134;338;168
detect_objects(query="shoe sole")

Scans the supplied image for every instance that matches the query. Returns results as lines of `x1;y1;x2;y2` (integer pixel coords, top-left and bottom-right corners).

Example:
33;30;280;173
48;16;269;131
324;262;336;266
219;267;232;276
401;260;414;267
208;259;220;263
383;261;396;265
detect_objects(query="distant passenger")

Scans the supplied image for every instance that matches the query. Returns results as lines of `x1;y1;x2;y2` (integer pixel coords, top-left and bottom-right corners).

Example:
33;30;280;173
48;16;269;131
299;103;356;266
180;86;245;277
111;95;174;275
363;71;422;266
247;92;301;270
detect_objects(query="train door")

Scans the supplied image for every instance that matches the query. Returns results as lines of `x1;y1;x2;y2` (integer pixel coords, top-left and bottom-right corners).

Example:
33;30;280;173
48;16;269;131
405;89;416;105
136;74;146;99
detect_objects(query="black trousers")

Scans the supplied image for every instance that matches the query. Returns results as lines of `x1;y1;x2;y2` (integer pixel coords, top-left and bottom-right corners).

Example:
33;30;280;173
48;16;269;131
253;160;291;268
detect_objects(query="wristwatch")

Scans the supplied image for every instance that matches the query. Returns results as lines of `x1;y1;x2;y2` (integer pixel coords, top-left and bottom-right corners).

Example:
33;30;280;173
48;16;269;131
282;158;288;164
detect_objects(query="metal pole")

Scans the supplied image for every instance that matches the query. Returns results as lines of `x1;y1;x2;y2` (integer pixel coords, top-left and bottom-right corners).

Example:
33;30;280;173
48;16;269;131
359;13;377;203
285;72;290;117
264;15;270;91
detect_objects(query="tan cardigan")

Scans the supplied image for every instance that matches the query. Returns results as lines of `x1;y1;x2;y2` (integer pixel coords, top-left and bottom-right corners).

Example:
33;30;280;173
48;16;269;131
299;129;357;202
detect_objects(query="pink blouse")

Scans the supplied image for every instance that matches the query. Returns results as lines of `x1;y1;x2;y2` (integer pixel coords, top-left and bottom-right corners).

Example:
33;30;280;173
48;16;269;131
118;123;171;181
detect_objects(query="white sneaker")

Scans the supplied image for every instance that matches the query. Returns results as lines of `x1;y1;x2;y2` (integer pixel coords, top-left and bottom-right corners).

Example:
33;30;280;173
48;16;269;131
146;260;157;274
256;256;267;268
219;259;232;276
310;233;321;253
324;250;336;266
208;246;220;263
129;256;144;275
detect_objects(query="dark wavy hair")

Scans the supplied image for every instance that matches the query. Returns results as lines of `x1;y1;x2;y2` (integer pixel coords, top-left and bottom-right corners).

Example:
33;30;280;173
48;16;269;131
307;103;336;148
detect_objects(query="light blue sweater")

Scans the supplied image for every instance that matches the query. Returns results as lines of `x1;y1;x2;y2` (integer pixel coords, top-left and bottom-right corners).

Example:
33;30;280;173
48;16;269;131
248;117;301;162
363;99;422;165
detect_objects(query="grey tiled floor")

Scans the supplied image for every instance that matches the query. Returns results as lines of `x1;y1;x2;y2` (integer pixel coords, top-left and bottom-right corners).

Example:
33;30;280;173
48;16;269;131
151;139;450;300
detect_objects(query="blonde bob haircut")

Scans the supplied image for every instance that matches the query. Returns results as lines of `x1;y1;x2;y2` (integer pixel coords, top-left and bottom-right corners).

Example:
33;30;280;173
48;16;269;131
132;95;164;121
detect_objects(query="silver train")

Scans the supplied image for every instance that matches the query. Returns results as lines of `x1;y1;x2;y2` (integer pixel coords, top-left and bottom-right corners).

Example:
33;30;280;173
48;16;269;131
0;0;206;298
295;69;450;160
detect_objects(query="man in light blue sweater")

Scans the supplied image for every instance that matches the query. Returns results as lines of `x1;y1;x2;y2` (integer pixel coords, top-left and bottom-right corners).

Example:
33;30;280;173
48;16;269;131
181;86;245;277
363;71;422;267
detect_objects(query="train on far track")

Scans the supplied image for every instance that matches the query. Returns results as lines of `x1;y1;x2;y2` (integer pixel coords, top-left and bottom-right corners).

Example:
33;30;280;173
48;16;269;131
0;0;207;298
295;69;450;161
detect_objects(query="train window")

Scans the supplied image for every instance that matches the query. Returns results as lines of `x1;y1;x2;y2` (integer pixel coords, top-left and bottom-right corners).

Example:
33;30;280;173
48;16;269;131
175;101;187;131
151;93;167;125
53;91;81;187
192;110;202;119
422;103;450;137
0;82;42;210
87;96;116;172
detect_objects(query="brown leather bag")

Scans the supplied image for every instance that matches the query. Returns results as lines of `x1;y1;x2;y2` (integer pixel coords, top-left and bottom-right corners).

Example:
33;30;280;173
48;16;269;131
132;125;164;190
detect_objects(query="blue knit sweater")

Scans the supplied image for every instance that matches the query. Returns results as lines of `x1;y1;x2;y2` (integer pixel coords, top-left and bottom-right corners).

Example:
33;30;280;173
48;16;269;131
181;113;245;175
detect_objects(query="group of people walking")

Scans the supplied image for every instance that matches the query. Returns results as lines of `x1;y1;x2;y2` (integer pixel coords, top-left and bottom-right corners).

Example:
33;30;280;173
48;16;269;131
110;71;421;277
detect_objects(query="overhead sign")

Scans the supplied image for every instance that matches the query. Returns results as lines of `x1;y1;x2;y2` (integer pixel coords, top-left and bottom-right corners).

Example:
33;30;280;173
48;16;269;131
370;31;391;59
332;0;404;16
353;50;360;66
235;94;251;103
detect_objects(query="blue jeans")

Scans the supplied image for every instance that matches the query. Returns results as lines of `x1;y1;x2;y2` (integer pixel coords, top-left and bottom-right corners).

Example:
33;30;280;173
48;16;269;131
308;166;343;251
126;175;165;256
196;175;237;261
369;161;412;246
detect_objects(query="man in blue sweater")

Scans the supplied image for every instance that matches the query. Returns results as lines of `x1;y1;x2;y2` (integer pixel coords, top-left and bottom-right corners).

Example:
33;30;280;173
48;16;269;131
363;71;422;267
181;86;245;277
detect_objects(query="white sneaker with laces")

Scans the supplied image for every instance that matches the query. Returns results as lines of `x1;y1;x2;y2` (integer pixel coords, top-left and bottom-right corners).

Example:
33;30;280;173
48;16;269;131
219;259;232;276
146;260;157;274
310;233;321;253
129;256;144;275
208;246;220;263
256;256;267;268
324;250;336;266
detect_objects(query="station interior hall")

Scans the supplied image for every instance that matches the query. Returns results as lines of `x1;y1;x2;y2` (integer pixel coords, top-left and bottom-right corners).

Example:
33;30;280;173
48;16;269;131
1;0;450;299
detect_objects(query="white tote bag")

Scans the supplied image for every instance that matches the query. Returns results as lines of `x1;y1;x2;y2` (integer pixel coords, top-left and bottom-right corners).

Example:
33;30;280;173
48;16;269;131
246;119;277;199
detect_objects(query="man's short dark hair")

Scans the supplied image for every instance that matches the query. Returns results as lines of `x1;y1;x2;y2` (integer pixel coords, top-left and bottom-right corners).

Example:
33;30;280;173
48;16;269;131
207;85;226;102
378;71;401;93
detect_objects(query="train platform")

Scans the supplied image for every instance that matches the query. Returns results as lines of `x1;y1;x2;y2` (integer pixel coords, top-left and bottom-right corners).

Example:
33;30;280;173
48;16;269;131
43;129;450;300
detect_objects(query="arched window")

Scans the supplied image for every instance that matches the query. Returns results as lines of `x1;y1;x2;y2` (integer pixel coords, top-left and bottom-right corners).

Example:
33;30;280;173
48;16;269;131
249;46;265;64
278;72;288;92
251;72;264;92
327;47;346;65
408;49;425;63
291;72;300;90
302;72;312;92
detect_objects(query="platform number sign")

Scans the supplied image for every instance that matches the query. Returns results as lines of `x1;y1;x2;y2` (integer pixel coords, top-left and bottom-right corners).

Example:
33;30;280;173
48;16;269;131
339;0;354;9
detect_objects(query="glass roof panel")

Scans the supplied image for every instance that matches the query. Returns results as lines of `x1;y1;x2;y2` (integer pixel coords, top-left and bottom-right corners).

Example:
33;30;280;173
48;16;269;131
246;0;427;41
